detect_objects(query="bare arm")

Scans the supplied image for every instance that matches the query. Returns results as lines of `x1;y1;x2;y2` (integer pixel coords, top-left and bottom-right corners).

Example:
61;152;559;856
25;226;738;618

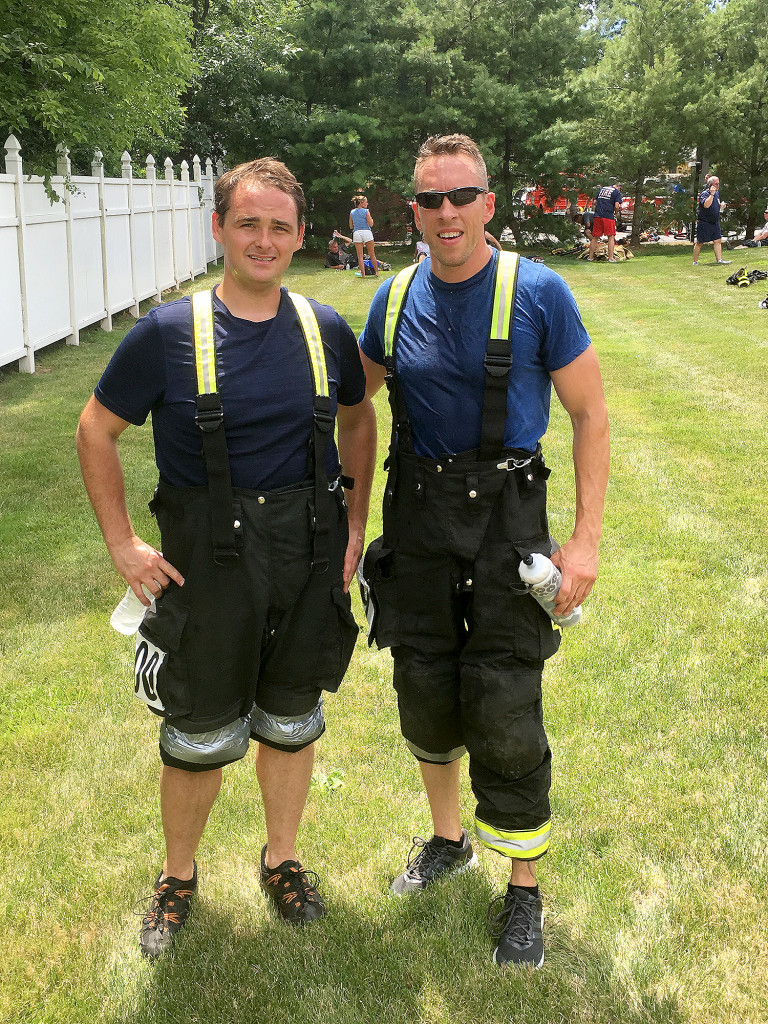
366;211;374;229
336;396;377;592
76;395;184;605
333;231;353;245
360;350;387;400
548;346;610;616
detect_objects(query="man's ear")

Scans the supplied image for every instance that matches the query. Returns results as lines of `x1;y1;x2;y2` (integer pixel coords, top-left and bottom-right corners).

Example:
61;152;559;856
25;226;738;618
212;211;223;243
483;191;497;226
412;200;422;232
294;222;305;252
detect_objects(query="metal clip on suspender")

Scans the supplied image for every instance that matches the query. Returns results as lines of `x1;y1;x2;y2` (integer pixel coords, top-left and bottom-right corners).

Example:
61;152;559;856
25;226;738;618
191;290;331;570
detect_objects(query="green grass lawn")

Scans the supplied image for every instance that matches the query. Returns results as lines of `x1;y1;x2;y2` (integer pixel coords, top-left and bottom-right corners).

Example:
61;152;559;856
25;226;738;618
1;245;767;1024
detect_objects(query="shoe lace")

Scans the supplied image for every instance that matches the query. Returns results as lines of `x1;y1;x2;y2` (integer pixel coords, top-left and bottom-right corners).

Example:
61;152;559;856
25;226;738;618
487;890;537;946
265;864;322;906
405;836;444;877
134;880;194;929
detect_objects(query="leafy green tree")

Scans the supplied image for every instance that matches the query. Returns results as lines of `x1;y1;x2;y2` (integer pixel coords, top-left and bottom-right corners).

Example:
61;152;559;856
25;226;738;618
177;0;298;165
700;0;768;238
575;0;709;244
0;0;195;173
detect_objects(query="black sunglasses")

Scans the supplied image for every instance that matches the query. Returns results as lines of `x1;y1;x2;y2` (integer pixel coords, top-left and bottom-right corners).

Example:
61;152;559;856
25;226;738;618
414;186;488;210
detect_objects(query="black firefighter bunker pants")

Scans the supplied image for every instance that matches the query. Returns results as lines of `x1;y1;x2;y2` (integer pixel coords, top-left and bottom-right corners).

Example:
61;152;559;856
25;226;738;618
368;449;561;861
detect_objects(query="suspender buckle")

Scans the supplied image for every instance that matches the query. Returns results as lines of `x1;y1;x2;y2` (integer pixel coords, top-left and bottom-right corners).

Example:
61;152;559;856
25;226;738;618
195;405;224;433
313;396;334;434
483;351;513;377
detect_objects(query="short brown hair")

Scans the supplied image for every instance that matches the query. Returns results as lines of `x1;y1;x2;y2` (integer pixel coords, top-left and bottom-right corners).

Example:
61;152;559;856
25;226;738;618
413;134;488;192
214;158;306;227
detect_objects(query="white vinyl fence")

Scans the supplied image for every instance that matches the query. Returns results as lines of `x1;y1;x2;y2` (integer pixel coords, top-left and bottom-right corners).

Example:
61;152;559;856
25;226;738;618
0;135;223;373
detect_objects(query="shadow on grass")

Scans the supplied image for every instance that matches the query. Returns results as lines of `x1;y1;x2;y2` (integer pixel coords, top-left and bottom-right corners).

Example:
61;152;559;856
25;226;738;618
104;871;684;1024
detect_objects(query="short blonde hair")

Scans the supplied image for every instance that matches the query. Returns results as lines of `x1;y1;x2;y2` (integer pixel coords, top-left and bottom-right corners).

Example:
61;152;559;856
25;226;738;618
414;135;488;192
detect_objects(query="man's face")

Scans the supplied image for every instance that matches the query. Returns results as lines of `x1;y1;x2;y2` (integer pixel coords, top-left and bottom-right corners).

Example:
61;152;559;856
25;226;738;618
710;178;720;190
412;154;495;282
212;183;304;293
329;241;339;253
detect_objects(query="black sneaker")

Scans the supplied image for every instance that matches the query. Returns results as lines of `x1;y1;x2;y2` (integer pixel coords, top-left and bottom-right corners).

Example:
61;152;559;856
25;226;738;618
138;863;197;959
748;269;768;282
260;845;325;924
759;294;768;309
390;829;478;894
488;885;544;968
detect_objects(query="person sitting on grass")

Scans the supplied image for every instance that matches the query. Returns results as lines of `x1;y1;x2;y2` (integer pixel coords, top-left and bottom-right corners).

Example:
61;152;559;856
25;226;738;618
733;208;768;248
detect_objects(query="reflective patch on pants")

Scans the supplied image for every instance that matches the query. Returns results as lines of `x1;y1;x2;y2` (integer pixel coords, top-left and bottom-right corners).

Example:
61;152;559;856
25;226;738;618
159;715;251;766
250;697;325;748
134;635;166;712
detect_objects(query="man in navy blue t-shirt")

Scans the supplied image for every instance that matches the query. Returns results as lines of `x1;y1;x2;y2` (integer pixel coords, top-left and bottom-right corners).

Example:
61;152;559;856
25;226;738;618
693;175;732;266
359;134;609;968
77;158;376;957
588;183;622;262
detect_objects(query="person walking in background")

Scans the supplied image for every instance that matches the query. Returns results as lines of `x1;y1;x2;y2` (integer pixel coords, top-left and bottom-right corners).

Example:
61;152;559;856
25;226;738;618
77;157;376;959
588;182;622;262
358;134;609;969
349;195;379;277
693;175;731;266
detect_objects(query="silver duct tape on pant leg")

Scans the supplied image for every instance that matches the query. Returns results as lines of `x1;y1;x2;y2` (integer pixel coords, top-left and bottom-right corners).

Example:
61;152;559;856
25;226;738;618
251;697;325;748
405;739;467;763
160;714;251;766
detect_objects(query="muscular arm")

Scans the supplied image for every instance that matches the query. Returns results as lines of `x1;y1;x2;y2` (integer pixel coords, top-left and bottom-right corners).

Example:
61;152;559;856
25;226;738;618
336;396;377;592
360;350;387;400
76;395;184;604
549;346;610;616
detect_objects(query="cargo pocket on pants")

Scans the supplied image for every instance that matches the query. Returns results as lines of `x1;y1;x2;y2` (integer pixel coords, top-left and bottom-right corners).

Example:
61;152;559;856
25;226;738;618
314;586;360;692
358;537;400;649
137;592;191;718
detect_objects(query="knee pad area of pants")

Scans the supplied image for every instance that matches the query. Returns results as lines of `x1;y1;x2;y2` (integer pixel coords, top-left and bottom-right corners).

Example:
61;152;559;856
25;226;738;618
250;698;325;751
160;714;251;768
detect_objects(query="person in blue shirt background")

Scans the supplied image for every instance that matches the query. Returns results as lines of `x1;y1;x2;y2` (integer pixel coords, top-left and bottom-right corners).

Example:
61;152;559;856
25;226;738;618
693;175;732;266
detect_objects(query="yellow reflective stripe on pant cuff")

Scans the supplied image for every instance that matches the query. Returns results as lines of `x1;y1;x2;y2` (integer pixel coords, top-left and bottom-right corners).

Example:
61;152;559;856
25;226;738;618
475;817;551;859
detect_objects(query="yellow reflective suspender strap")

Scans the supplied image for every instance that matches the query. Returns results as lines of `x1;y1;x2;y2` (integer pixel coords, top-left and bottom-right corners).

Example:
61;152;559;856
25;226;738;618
381;265;419;488
384;264;418;360
479;250;520;458
191;289;238;564
287;291;335;573
288;292;329;399
192;290;217;396
490;251;519;342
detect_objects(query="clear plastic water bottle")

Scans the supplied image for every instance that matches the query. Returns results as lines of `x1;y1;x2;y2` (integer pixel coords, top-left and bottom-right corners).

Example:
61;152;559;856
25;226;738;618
518;553;582;628
110;586;156;636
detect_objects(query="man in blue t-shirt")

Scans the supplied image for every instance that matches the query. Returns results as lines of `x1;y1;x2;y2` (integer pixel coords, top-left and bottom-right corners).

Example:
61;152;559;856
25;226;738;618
588;183;622;262
77;158;376;957
693;175;732;266
359;134;609;968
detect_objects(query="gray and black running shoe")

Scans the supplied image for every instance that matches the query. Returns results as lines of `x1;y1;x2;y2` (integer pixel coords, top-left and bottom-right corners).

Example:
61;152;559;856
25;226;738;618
390;829;478;895
488;885;544;968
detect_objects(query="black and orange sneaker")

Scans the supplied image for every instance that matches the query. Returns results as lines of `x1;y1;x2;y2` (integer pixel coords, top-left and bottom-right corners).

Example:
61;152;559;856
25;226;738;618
138;863;197;959
260;845;326;925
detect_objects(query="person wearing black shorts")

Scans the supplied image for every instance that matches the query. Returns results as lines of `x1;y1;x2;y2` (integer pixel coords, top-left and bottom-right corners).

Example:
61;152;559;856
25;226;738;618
77;158;376;957
693;175;732;266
